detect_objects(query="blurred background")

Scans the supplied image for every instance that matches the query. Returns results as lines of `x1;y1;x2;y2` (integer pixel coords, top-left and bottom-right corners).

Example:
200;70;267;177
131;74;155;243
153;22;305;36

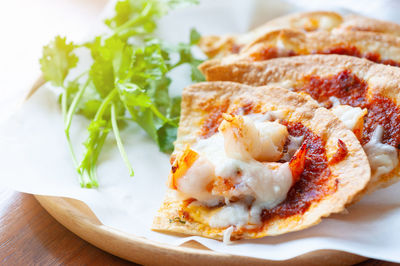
2;0;400;120
0;0;107;120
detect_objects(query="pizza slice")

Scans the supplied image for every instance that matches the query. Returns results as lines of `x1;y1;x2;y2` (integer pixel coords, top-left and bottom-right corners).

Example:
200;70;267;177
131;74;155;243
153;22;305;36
199;29;400;72
202;54;400;194
152;82;370;241
199;11;400;58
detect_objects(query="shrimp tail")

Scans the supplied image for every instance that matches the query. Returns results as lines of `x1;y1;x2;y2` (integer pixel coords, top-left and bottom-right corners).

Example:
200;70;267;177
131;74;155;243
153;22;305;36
289;143;307;184
169;146;199;189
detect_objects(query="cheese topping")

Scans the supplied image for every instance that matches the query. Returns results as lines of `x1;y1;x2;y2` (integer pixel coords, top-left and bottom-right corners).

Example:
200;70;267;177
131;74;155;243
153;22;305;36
174;113;294;228
363;125;399;180
331;104;367;131
209;203;249;228
223;226;234;244
330;105;397;180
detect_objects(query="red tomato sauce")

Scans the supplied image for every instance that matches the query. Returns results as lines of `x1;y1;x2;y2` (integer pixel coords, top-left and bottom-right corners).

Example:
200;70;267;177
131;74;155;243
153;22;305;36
297;69;368;108
250;47;297;61
198;105;336;223
253;45;400;66
363;94;400;146
261;121;335;222
199;105;228;138
318;45;362;57
317;45;400;67
296;70;400;147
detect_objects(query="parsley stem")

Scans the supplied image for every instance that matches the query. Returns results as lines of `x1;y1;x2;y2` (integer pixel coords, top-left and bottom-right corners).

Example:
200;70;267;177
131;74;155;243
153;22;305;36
150;105;170;124
65;79;90;133
60;90;81;171
60;89;79;171
85;123;110;188
63;79;90;171
78;89;117;187
65;130;79;170
61;90;68;122
90;125;110;171
111;104;134;176
94;89;118;120
71;70;89;83
79;171;93;188
79;126;110;188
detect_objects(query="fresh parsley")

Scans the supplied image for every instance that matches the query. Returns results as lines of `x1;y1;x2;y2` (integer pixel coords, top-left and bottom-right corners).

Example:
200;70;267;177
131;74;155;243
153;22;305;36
39;0;204;188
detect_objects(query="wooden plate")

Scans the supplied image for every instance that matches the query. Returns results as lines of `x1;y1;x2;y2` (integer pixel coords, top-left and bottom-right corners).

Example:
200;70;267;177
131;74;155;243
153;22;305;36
34;195;367;265
29;78;367;265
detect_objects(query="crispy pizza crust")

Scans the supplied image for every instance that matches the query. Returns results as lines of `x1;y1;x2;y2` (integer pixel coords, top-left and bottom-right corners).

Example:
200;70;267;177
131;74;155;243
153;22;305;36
152;82;370;240
199;29;400;73
202;54;400;193
199;11;400;58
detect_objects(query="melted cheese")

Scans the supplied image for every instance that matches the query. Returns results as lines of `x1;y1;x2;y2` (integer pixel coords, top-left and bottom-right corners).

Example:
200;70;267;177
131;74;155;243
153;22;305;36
329;96;341;107
318;16;338;30
331;105;367;131
247;162;292;224
223;226;234;244
363;126;399;181
209;203;249;228
177;113;293;227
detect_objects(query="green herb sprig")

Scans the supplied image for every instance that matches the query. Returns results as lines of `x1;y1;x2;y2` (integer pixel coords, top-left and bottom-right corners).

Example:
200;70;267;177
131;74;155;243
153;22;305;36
39;0;204;188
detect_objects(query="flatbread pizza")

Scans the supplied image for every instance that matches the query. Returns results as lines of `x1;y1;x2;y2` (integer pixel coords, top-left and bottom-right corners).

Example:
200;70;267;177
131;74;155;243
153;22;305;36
199;29;400;72
202;54;400;194
199;11;400;58
152;82;370;241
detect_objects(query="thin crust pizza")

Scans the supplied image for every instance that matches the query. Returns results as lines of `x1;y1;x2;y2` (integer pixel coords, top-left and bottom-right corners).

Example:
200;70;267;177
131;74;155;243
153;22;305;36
152;82;370;241
202;54;400;194
199;29;400;73
199;11;400;58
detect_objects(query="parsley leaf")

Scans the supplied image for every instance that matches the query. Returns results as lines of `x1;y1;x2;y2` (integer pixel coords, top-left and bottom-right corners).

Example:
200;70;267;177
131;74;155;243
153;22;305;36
190;28;201;45
40;36;78;87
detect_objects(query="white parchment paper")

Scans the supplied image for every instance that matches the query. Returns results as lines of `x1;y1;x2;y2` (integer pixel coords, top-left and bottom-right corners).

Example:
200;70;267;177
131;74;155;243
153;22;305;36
1;0;400;262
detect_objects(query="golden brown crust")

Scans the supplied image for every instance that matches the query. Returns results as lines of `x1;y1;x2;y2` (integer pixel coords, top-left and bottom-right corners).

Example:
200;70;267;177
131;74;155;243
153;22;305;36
199;11;400;58
340;14;400;36
152;82;370;240
202;54;400;193
199;29;400;72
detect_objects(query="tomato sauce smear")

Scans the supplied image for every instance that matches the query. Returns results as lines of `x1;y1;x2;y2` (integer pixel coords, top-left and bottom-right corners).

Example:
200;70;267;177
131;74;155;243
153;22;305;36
296;70;400;147
261;121;336;222
199;105;228;138
199;105;337;224
297;69;368;108
250;47;297;61
317;45;400;67
251;45;400;67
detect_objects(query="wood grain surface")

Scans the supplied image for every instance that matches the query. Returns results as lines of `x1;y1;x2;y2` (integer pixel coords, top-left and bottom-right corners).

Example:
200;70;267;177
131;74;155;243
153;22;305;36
0;187;398;265
0;188;135;265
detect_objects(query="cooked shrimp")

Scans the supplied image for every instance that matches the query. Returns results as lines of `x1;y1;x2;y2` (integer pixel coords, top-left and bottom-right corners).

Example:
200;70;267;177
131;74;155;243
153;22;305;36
169;113;308;208
218;114;288;162
169;146;224;206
